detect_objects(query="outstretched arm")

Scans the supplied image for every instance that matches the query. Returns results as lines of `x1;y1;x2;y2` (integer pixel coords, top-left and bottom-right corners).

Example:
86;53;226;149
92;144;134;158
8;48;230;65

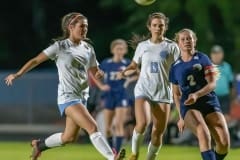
172;83;184;133
5;52;49;86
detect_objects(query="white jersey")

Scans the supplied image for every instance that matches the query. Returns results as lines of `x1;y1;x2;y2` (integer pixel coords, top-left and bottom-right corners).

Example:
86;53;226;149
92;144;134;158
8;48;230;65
133;39;180;103
43;39;98;104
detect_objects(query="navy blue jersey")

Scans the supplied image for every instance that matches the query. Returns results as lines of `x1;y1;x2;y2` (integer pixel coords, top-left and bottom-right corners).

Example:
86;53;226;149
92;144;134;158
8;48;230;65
169;52;220;110
99;58;131;92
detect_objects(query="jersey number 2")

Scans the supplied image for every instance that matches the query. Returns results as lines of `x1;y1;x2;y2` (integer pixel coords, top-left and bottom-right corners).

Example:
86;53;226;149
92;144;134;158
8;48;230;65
187;75;196;86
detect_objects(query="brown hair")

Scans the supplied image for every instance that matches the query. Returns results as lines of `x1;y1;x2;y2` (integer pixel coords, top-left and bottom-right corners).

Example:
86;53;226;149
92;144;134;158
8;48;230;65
110;39;128;53
53;12;87;41
129;12;169;49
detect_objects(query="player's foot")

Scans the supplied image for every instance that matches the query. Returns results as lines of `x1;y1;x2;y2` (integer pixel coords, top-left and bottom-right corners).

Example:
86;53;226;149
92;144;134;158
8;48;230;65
30;139;41;160
128;153;138;160
114;148;126;160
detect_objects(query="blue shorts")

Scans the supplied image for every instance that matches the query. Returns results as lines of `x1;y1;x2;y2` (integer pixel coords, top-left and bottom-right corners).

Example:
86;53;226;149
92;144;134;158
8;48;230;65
58;99;86;116
180;102;222;119
102;91;129;110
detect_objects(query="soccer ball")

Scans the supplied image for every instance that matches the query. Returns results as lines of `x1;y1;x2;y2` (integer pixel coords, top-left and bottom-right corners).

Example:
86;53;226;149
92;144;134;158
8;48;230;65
135;0;156;6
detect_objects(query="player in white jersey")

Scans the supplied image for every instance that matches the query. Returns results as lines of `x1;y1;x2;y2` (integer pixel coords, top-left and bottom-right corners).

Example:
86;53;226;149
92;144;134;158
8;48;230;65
5;12;125;160
117;12;180;160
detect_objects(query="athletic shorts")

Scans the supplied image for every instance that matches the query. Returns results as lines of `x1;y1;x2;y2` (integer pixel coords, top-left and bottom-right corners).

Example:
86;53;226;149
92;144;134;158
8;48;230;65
102;90;129;110
181;103;222;119
58;99;86;116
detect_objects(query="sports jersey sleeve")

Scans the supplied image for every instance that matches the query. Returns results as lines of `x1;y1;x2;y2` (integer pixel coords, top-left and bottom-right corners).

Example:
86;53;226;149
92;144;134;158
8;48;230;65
201;53;216;77
169;65;178;84
133;44;143;64
88;47;98;69
172;43;181;61
43;42;59;60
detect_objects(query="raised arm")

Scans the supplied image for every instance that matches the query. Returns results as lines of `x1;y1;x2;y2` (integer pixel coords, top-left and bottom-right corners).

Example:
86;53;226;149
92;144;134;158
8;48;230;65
5;52;49;86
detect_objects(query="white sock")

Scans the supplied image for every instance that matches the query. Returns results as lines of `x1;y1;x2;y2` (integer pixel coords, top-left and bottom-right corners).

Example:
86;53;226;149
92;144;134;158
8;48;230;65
45;132;63;148
90;132;115;160
146;142;161;160
131;129;144;155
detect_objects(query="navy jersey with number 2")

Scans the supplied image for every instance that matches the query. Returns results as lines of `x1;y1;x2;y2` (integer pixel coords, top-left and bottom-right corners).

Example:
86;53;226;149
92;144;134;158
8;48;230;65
169;52;221;118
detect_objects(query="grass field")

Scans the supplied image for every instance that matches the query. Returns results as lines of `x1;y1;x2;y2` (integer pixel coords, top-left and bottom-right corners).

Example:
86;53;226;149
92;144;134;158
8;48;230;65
0;141;239;160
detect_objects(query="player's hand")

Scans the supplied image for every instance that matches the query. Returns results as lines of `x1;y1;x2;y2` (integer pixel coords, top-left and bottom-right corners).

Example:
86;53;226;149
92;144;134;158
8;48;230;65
5;73;19;86
177;118;185;133
95;69;104;79
184;93;198;105
116;71;124;80
99;84;111;91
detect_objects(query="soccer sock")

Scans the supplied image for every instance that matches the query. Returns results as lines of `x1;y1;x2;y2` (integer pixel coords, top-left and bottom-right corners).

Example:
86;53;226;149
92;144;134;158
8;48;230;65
214;151;228;160
115;136;123;153
146;142;162;160
131;129;144;155
201;150;216;160
45;133;63;147
37;132;63;152
90;132;115;160
107;136;113;148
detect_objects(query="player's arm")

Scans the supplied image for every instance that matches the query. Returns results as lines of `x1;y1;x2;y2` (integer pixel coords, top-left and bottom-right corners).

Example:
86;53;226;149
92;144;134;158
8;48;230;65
5;52;49;86
172;83;184;133
117;61;138;79
88;68;110;91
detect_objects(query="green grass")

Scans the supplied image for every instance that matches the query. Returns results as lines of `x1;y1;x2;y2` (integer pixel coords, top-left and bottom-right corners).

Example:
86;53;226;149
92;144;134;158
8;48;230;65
0;141;239;160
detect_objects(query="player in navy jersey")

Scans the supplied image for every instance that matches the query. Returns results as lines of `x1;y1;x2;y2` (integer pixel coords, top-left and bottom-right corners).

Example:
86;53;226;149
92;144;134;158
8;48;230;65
5;12;125;160
169;28;230;160
92;39;131;153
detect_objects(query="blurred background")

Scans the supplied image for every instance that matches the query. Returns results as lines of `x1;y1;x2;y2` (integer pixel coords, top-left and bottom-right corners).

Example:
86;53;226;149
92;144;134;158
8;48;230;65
0;0;240;148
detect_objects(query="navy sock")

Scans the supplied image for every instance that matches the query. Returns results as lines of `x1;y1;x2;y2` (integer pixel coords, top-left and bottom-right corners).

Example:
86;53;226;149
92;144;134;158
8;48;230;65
214;151;228;160
201;150;216;160
107;136;113;148
115;136;123;153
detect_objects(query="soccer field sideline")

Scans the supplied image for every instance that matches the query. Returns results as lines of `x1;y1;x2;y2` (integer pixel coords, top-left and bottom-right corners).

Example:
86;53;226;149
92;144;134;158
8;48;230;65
0;142;239;160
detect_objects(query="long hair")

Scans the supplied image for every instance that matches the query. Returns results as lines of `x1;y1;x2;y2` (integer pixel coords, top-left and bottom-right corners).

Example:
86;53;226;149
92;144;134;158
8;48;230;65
53;12;92;44
129;12;169;49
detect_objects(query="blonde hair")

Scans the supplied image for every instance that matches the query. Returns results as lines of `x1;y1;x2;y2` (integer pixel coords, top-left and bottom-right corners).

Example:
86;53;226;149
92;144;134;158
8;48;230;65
110;39;128;53
174;28;197;43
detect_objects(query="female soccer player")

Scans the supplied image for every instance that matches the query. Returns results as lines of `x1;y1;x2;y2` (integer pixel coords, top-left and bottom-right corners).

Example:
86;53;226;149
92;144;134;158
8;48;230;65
5;12;125;160
118;12;180;160
92;39;131;153
169;28;230;160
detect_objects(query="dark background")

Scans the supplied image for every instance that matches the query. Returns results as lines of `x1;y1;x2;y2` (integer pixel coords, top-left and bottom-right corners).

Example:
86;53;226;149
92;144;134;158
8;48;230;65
1;0;240;72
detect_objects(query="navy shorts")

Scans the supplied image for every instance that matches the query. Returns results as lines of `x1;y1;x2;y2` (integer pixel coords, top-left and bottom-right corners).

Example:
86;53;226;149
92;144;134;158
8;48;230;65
102;90;129;110
180;101;222;119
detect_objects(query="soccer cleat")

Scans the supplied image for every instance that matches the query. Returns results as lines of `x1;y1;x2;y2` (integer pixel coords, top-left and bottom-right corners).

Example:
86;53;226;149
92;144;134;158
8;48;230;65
128;153;138;160
115;148;126;160
30;139;41;160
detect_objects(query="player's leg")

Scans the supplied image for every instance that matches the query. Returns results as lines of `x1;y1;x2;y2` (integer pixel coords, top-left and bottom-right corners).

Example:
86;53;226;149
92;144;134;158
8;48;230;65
114;106;128;152
30;109;80;160
65;103;119;160
104;108;115;148
129;98;149;159
184;109;216;160
146;102;170;160
205;112;230;160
